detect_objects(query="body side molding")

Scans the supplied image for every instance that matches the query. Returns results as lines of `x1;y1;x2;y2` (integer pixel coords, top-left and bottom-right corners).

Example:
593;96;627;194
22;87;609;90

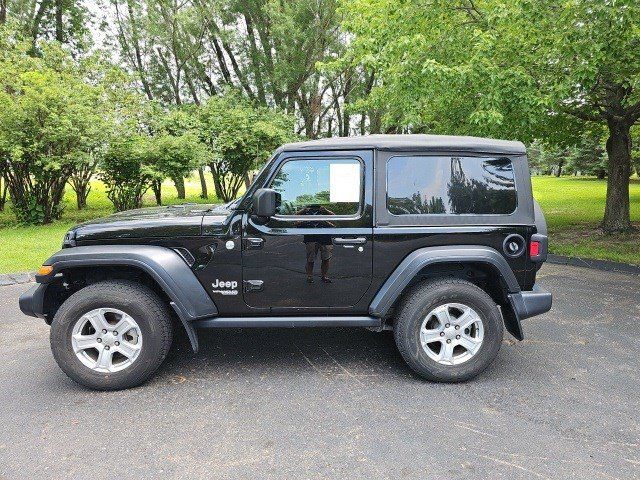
368;245;521;318
193;316;381;329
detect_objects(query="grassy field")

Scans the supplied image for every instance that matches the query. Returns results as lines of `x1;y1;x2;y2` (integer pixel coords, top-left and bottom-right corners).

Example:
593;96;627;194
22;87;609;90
0;176;638;273
531;176;640;264
0;176;219;273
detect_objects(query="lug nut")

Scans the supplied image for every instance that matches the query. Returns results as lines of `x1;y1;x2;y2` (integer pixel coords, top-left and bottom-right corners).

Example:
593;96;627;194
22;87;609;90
104;345;110;350
97;338;102;343
115;341;119;346
445;323;450;328
102;329;107;334
455;325;460;330
446;339;451;344
440;332;445;337
456;335;460;339
113;331;118;336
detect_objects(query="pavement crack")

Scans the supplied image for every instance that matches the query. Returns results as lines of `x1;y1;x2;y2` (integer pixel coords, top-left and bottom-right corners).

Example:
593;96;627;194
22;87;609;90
478;454;551;479
321;346;365;386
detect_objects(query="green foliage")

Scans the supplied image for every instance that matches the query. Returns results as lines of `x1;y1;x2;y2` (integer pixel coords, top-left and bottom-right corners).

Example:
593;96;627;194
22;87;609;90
146;106;208;190
0;27;105;224
0;176;220;272
565;131;607;178
101;133;154;211
337;0;640;231
199;93;296;202
2;0;92;52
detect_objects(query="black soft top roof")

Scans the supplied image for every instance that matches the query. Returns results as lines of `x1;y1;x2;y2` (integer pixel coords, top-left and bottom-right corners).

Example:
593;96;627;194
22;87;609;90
281;134;526;155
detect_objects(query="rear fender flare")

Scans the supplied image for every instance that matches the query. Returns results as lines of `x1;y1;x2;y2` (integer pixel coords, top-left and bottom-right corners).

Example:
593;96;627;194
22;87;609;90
368;245;523;339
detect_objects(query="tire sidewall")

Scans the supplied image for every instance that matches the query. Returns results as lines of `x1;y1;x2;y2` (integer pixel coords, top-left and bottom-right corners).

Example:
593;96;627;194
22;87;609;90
51;284;168;390
396;281;503;382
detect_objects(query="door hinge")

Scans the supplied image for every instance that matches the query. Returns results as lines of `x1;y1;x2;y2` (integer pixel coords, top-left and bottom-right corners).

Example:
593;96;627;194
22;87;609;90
243;280;264;292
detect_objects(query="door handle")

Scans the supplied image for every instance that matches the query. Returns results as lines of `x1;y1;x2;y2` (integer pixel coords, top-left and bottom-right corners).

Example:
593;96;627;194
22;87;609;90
243;237;264;249
243;280;264;292
333;237;366;245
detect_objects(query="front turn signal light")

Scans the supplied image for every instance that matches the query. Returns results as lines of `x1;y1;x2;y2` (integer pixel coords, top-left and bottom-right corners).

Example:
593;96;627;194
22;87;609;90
37;265;53;276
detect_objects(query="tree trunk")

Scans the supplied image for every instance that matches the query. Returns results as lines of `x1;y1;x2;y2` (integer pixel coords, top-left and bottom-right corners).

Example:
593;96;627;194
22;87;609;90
602;120;633;232
151;180;162;205
596;169;606;180
198;167;208;199
209;163;224;199
76;185;88;210
555;160;563;177
173;176;185;199
55;0;63;42
0;174;7;211
0;0;7;24
243;171;251;189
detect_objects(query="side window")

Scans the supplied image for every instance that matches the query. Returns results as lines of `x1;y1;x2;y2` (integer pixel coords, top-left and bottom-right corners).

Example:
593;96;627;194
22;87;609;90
387;156;517;215
270;158;362;216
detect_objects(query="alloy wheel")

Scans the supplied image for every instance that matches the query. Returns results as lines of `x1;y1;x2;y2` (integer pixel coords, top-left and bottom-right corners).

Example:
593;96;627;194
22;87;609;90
71;308;143;373
419;303;485;366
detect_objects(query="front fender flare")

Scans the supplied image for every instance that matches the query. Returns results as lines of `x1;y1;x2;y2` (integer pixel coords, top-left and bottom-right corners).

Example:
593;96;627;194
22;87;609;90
39;245;218;351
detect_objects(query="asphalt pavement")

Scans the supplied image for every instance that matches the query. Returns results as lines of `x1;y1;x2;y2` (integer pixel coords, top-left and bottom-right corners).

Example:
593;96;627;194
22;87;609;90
0;263;639;479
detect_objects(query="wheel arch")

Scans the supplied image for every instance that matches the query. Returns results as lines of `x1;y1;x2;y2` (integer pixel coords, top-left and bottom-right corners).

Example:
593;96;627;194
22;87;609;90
36;245;218;352
369;246;524;339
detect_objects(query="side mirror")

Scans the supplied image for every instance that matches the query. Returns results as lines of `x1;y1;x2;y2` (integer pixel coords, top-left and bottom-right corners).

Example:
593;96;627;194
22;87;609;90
252;188;280;218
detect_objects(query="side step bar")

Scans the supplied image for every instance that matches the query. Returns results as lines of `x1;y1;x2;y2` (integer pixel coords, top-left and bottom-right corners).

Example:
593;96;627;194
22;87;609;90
192;316;382;329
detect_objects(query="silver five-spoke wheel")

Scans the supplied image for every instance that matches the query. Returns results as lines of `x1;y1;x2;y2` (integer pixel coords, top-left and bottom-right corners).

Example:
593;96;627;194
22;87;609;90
420;303;484;366
71;308;143;373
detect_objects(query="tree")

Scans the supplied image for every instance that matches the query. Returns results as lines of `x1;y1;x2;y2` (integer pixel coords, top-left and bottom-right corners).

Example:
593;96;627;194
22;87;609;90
199;93;296;202
0;30;104;224
566;131;607;179
0;165;7;211
146;132;206;203
109;0;364;140
146;105;207;200
69;152;100;209
101;132;153;211
1;0;91;52
338;0;640;232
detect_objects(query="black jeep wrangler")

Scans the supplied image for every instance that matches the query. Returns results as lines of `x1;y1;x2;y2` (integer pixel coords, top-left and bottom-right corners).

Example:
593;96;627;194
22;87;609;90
20;135;552;390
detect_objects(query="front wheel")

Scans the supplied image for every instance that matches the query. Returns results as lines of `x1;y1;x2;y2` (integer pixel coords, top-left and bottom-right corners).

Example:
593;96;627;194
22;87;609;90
394;278;504;382
50;280;173;390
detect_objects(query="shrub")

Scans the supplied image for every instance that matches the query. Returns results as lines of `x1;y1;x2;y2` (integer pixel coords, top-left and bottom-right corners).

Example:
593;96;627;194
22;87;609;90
101;134;153;211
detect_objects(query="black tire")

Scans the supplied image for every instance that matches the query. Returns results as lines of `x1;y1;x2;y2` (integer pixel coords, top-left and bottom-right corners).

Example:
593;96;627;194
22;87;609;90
394;278;503;382
50;280;173;391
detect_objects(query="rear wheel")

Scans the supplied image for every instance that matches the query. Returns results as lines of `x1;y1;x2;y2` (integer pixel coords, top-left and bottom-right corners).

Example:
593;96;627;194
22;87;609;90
394;278;503;382
50;280;173;390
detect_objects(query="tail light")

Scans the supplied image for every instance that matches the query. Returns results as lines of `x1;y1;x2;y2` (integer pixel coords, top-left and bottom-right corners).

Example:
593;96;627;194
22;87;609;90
529;234;547;262
529;240;540;257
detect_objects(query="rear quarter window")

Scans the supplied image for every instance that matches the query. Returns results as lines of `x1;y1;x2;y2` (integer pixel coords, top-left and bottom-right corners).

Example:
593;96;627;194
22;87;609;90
386;156;517;215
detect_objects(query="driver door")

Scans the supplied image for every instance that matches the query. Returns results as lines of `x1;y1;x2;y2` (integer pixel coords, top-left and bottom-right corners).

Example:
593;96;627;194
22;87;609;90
241;150;373;312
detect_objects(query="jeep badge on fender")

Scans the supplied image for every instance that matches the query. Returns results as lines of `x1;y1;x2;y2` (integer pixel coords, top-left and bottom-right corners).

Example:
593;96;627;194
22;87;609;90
19;135;552;390
211;279;239;295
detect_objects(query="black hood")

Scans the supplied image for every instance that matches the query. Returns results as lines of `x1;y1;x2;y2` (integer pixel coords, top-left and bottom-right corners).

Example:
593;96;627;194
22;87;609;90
71;203;233;243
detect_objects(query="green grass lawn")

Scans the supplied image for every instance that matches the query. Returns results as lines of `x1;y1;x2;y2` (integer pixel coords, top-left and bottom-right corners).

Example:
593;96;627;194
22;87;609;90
532;176;640;265
0;175;638;273
0;176;220;273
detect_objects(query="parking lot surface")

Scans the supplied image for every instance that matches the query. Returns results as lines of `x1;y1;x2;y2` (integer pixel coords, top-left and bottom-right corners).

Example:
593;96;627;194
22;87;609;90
1;264;639;479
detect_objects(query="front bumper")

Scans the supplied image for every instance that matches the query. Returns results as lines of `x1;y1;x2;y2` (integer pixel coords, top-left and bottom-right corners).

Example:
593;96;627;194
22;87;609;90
509;284;553;320
19;284;48;319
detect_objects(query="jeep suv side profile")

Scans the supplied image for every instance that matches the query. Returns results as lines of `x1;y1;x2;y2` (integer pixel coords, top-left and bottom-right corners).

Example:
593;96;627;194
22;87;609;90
19;135;552;390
